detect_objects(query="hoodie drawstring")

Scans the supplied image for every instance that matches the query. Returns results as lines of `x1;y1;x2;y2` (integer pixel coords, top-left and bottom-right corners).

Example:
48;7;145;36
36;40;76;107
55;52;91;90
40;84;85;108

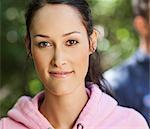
47;123;84;129
77;123;84;129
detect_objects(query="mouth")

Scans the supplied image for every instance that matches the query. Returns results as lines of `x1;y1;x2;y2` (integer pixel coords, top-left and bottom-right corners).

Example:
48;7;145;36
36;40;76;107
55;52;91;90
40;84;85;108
49;71;74;78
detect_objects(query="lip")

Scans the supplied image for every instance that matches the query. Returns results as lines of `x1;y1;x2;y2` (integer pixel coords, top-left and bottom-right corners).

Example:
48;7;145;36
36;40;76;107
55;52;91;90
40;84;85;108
49;71;74;78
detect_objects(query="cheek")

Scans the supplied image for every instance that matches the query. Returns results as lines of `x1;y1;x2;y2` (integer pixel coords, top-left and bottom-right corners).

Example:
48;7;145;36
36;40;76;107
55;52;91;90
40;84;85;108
73;46;90;76
32;48;51;72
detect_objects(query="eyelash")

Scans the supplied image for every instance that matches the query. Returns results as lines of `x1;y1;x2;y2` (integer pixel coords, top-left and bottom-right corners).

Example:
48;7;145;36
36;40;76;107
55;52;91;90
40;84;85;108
37;41;52;48
66;40;79;46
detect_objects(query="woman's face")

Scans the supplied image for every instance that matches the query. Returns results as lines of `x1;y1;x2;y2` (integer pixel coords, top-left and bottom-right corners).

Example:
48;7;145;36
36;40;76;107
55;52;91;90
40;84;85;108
29;4;93;95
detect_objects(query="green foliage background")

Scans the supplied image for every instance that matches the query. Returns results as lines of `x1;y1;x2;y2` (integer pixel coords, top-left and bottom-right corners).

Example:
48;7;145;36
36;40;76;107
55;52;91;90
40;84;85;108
0;0;139;117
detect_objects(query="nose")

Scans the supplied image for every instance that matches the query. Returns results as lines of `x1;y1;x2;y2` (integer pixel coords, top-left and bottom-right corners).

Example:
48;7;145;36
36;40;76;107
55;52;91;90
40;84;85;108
51;47;66;68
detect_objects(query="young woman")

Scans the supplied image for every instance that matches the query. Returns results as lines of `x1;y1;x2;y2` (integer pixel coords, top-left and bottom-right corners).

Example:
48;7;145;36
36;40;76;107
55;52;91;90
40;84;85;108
0;0;149;129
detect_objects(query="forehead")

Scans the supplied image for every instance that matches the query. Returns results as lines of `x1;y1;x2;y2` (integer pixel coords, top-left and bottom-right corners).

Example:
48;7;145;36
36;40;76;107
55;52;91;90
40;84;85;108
33;4;80;18
30;4;85;34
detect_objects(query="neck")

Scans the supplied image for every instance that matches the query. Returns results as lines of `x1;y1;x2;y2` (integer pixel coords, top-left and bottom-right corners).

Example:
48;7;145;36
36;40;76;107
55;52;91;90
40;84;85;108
139;37;150;54
40;85;88;129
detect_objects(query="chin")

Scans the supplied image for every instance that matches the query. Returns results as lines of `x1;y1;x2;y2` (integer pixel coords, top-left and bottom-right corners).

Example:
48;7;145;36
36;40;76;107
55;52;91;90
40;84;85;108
48;88;76;96
45;81;77;96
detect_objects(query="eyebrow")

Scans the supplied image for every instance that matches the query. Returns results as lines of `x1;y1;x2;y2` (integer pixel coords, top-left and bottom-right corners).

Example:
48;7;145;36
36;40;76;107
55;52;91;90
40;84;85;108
62;31;81;37
33;34;49;38
32;31;81;38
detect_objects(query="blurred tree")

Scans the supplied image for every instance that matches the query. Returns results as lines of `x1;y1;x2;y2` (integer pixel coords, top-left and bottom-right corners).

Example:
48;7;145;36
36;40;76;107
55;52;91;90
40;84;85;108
90;0;138;69
0;0;34;116
0;0;139;117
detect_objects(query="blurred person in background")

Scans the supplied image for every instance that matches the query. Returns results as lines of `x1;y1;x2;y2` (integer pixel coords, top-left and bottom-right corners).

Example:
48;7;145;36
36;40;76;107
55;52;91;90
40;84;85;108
104;0;150;126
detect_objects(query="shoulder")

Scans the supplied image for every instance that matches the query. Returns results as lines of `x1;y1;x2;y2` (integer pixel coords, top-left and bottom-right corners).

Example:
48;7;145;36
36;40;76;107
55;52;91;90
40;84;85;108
104;61;131;78
104;60;135;90
0;117;27;129
114;106;149;129
104;67;128;89
104;53;138;82
128;109;149;128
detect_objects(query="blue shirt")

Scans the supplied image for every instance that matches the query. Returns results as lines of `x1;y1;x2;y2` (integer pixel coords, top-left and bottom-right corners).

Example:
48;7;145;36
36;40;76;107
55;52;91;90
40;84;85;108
104;49;150;125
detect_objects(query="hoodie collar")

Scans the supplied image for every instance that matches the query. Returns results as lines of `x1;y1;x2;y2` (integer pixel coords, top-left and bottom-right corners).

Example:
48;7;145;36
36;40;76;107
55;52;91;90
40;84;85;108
8;83;117;129
73;84;117;129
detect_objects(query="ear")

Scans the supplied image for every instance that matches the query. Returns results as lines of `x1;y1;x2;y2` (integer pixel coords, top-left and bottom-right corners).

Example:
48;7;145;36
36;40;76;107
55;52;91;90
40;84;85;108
24;33;32;57
133;16;149;37
89;29;99;54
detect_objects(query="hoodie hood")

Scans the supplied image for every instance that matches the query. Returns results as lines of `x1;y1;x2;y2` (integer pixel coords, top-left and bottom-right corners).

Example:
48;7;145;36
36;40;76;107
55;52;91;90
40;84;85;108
7;83;118;129
7;92;52;129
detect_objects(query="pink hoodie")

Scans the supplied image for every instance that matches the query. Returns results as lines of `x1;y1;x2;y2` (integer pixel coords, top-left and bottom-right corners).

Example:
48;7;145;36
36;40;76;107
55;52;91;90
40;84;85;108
0;84;149;129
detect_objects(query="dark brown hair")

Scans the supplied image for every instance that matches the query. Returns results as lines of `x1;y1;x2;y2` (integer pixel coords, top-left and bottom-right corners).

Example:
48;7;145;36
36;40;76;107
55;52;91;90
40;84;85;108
132;0;149;22
25;0;112;96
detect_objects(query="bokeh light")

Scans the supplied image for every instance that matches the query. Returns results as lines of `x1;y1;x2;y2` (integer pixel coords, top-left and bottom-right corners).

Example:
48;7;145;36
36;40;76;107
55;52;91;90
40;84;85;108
6;30;18;43
6;7;19;21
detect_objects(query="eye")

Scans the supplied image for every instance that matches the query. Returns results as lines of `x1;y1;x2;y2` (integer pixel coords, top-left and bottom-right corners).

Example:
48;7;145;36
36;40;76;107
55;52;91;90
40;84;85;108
37;41;52;48
66;40;79;46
